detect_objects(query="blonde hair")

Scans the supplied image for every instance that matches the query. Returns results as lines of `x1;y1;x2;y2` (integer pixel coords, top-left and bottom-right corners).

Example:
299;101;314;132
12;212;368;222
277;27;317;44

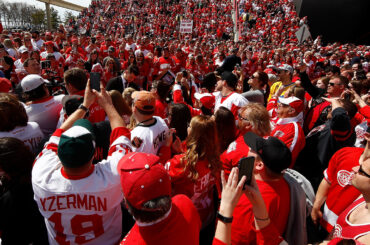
182;115;221;181
240;103;271;136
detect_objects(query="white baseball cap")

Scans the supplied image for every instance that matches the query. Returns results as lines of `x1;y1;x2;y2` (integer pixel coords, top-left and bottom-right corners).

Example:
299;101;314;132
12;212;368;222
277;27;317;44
279;96;304;113
18;46;28;54
21;74;48;92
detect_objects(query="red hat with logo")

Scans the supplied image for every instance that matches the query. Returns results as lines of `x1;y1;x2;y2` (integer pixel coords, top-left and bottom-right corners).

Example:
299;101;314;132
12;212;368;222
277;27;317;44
118;152;171;210
194;93;215;110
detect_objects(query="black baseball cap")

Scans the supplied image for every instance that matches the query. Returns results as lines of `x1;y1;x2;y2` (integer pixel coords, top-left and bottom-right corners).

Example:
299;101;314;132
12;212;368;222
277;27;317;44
244;132;291;174
62;95;83;116
221;71;238;89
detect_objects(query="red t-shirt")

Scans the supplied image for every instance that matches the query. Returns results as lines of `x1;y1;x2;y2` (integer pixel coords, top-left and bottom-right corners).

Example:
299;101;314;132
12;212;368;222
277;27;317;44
121;194;201;245
231;178;290;245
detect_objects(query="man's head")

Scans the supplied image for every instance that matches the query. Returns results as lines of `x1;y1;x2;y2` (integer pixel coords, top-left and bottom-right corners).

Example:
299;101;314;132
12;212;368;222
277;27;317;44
276;96;304;119
238;103;271;136
132;91;156;120
44;41;54;53
327;75;348;97
244;132;291;178
108;46;115;57
325;65;340;78
19;46;29;60
64;68;88;94
58;119;96;169
23;33;32;46
119;152;172;223
162;46;170;59
31;30;40;41
216;71;238;91
123;65;139;83
277;64;293;81
21;74;49;101
23;58;40;75
351;156;370;196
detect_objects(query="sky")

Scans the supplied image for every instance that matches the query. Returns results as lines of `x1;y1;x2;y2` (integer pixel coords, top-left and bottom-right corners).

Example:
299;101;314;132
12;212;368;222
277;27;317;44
4;0;91;20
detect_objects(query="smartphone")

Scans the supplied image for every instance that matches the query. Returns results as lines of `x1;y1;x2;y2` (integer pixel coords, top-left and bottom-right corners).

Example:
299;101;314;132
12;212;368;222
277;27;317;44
90;72;101;92
238;156;255;189
160;71;175;86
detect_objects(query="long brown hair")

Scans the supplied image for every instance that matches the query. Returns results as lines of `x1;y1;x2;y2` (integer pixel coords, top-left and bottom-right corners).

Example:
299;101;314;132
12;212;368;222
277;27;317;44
182;115;221;181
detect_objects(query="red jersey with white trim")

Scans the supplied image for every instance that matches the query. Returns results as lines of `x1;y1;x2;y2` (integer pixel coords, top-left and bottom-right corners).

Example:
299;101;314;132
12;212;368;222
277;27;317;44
213;91;248;120
130;116;169;155
121;195;201;245
271;118;306;167
165;155;217;226
332;197;370;240
24;95;63;136
32;127;132;245
321;147;363;232
220;134;250;181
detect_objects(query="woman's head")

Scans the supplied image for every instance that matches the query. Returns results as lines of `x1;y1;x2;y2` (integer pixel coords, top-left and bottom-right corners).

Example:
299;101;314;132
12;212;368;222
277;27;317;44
169;103;191;141
248;71;268;90
0;93;28;131
315;76;330;90
105;57;115;69
214;107;237;152
0;137;34;186
184;115;220;180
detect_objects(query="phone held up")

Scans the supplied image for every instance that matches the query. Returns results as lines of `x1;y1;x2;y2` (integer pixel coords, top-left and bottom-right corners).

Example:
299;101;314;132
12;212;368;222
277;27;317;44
90;72;101;92
238;156;255;189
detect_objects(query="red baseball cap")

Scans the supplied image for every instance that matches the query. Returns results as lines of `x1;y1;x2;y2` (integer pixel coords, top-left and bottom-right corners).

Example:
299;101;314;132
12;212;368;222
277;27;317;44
0;78;11;93
118;152;171;210
194;93;215;110
279;96;304;113
44;41;54;46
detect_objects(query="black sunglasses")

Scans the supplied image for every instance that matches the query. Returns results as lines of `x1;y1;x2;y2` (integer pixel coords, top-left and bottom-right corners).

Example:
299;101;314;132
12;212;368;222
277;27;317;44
359;165;370;179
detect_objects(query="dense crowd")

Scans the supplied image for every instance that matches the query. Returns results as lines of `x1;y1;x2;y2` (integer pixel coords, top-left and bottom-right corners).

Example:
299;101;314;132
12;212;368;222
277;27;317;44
0;0;370;244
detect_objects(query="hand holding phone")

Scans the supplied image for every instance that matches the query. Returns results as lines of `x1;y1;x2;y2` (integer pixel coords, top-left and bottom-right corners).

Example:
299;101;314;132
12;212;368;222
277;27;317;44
238;156;255;189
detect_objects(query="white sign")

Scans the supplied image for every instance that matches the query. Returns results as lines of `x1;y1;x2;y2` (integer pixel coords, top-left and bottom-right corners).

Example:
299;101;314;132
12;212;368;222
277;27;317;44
295;24;311;43
180;20;193;34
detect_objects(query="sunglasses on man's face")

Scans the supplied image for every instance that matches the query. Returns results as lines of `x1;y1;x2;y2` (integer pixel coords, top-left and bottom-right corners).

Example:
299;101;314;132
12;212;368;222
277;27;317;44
359;164;370;179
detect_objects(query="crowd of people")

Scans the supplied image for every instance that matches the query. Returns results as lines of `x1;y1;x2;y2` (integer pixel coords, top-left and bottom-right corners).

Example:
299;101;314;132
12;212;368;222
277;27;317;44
0;0;370;244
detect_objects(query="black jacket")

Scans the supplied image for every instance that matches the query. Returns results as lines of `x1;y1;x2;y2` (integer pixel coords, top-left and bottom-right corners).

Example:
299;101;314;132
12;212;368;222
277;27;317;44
106;76;139;93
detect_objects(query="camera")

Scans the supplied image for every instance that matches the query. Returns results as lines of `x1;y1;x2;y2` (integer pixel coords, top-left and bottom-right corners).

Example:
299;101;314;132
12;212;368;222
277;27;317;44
41;60;51;69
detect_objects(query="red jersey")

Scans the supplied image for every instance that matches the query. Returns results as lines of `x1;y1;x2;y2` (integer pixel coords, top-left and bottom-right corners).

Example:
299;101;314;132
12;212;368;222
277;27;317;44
121;194;201;245
165;154;217;226
322;147;363;232
271;118;306;167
